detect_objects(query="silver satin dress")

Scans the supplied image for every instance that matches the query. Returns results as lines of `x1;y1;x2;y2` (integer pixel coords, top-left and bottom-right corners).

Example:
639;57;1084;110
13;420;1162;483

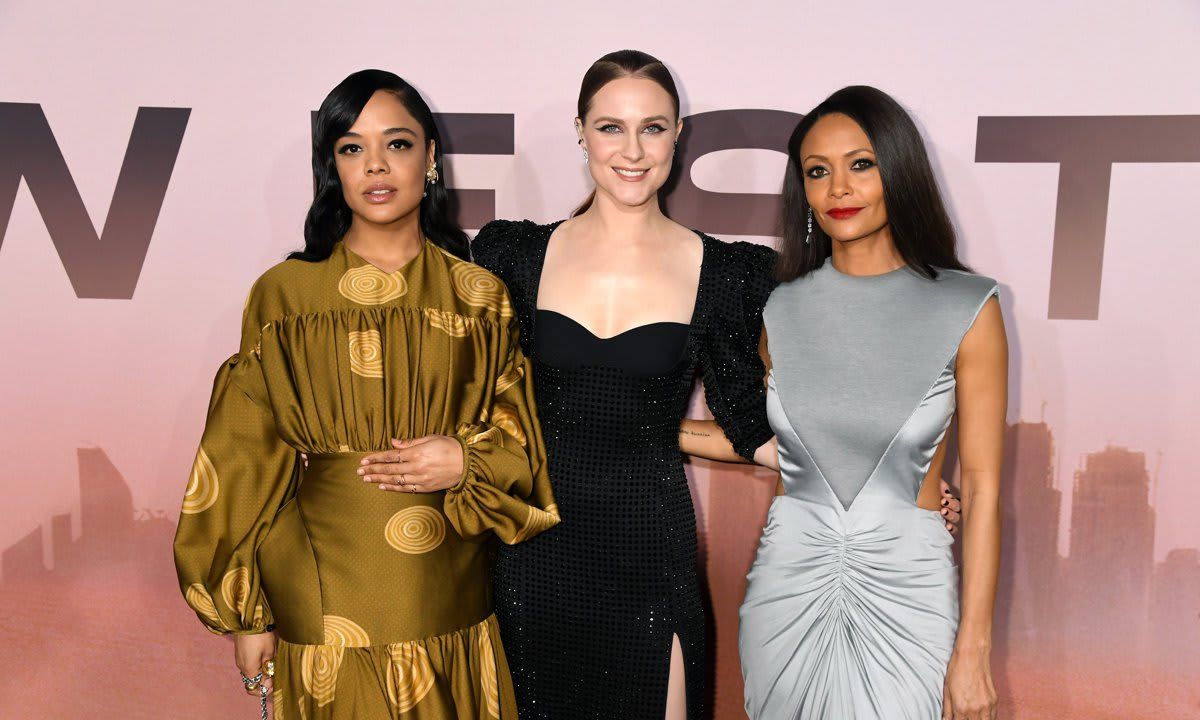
739;259;998;720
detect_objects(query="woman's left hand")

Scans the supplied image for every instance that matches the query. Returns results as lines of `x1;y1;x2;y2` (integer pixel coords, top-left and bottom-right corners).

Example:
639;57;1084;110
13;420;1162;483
941;480;963;533
942;647;997;720
359;436;465;493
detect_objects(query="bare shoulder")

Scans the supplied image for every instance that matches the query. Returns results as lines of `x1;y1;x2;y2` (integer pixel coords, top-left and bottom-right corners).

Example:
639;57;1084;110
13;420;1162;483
958;296;1007;367
661;218;704;261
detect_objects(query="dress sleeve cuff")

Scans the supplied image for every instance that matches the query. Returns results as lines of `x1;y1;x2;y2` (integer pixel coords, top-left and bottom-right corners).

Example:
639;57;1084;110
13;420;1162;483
443;438;560;545
446;434;472;495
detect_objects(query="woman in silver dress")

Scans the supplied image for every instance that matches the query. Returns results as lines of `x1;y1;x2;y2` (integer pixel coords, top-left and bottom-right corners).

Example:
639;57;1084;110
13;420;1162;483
682;86;1005;720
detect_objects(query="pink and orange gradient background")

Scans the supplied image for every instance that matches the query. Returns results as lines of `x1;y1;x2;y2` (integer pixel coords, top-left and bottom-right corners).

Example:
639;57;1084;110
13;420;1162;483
1;2;1198;717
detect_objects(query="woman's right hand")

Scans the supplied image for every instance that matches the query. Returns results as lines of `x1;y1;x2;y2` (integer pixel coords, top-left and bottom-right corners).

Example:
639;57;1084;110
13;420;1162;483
234;631;276;695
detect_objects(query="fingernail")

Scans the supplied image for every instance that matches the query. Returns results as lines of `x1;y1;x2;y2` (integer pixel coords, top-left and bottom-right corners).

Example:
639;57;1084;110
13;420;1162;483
362;475;371;482
356;468;364;475
941;509;948;515
941;499;948;506
379;484;387;490
360;459;368;465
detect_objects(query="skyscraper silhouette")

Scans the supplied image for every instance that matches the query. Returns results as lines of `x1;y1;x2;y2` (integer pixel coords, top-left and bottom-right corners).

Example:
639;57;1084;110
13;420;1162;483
997;422;1063;649
1067;445;1156;657
1152;548;1200;671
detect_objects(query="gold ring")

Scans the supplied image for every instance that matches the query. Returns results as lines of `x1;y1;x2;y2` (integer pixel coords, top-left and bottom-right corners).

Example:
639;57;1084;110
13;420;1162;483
261;659;275;678
408;484;416;493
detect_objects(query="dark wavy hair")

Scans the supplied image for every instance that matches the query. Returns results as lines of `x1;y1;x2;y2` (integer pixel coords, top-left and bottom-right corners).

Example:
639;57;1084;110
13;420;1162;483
572;50;681;217
776;85;968;282
291;69;469;262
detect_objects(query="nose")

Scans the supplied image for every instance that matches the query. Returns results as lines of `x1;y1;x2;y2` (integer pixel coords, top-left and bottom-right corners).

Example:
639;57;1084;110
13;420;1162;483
828;167;851;199
620;132;646;163
364;147;389;176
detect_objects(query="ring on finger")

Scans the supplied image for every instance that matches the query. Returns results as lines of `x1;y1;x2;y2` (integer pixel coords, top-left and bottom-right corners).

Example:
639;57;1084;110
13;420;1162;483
408;483;416;493
241;671;263;694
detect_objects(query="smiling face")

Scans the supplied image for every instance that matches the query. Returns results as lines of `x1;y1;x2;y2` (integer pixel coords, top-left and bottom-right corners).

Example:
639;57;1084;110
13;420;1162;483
577;76;681;210
334;90;434;228
798;112;889;244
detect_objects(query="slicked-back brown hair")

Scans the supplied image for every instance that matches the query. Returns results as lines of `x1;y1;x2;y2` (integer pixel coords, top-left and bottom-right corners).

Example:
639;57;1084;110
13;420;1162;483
572;50;680;216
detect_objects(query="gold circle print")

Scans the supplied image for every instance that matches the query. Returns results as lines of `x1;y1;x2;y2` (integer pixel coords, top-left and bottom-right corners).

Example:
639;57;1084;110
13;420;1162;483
450;262;513;318
490;403;527;447
495;365;525;394
181;447;219;514
300;644;344;706
185;583;222;628
386;642;435;712
322;615;371;648
385;506;446;554
425;308;475;337
347;330;384;378
478;622;501;718
338;264;407;305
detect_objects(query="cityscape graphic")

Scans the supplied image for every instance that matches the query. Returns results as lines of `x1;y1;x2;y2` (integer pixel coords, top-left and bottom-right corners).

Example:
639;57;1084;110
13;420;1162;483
1;431;1197;718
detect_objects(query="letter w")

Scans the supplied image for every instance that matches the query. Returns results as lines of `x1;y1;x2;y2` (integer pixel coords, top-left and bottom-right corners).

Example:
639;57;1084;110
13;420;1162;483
0;103;190;299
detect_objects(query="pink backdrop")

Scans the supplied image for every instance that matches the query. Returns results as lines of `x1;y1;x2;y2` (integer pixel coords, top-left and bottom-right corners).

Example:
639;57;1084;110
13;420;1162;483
1;2;1198;717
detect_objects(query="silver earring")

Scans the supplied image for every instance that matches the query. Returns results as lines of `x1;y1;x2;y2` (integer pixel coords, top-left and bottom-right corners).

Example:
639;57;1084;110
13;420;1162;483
805;208;813;245
582;147;589;164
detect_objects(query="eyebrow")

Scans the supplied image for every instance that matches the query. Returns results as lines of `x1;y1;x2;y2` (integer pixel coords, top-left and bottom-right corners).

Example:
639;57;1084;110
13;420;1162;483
339;127;418;140
801;148;875;163
591;115;671;125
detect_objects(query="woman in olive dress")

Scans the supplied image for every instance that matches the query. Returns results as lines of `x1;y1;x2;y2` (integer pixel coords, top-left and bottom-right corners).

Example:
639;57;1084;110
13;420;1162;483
173;69;558;719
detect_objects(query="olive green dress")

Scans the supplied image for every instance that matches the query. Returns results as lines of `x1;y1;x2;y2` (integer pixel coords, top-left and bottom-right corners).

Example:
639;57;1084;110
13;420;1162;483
173;241;559;719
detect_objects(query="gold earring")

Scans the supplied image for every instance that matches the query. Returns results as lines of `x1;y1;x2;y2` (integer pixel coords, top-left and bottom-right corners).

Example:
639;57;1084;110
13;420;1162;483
425;166;439;184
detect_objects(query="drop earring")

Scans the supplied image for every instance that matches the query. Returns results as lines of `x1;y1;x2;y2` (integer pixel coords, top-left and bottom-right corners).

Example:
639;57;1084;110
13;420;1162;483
805;208;813;245
423;166;438;198
582;147;589;165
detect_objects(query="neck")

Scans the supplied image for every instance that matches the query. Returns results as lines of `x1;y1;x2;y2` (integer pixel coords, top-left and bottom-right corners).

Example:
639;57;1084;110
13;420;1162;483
576;188;670;244
341;211;424;272
829;225;905;277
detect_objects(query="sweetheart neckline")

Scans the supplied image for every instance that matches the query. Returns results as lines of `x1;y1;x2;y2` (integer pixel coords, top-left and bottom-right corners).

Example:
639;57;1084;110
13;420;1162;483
536;309;690;341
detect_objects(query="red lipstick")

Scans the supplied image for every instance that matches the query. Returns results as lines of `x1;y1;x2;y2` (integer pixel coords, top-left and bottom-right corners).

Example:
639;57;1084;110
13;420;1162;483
826;207;864;220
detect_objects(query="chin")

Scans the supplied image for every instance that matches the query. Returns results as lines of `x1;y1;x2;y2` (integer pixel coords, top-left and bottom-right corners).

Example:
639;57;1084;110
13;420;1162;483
605;186;660;209
825;221;883;245
355;204;418;226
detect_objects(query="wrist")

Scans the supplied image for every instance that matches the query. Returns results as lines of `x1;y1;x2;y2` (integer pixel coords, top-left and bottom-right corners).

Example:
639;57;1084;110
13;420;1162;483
952;638;992;656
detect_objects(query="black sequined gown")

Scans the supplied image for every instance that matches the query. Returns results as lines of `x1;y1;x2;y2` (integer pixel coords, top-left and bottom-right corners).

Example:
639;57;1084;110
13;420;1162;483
472;220;775;720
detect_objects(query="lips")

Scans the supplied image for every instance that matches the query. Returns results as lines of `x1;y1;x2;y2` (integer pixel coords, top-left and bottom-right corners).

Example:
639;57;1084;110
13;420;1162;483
612;167;649;182
826;207;864;220
363;183;397;204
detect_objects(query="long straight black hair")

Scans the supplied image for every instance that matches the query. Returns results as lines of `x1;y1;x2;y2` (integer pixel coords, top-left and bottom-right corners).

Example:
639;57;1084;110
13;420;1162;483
291;69;470;262
776;85;968;282
571;50;681;217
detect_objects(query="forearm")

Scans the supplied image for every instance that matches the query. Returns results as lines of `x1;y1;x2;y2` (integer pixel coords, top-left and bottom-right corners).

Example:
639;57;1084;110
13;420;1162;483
679;419;748;463
956;472;1001;652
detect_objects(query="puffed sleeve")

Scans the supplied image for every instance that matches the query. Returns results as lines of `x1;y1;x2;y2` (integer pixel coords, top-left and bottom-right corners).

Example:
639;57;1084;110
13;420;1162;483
172;285;299;635
699;241;778;460
470;220;513;277
443;309;559;544
472;220;540;356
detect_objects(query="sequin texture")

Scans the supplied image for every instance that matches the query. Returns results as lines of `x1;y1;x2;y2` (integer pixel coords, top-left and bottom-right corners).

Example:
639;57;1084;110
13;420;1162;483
473;220;776;719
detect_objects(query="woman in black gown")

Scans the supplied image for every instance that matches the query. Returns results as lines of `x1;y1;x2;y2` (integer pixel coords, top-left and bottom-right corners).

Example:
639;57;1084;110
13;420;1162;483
358;50;769;718
471;51;774;719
